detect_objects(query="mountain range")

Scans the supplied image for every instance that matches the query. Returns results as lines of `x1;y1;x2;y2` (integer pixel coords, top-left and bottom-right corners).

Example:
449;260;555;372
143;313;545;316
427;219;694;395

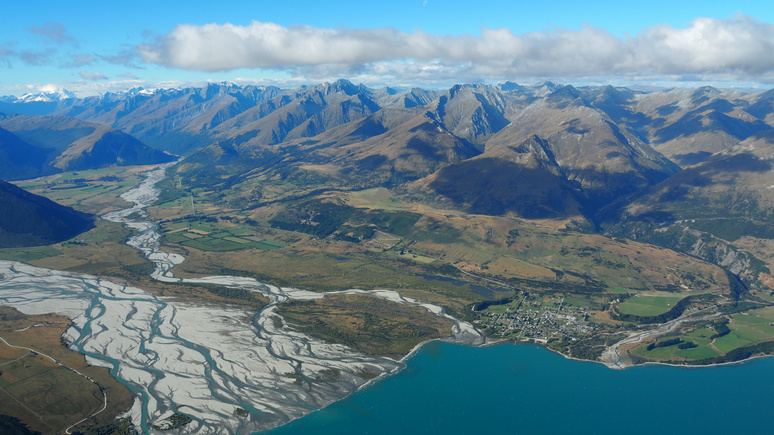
3;79;774;290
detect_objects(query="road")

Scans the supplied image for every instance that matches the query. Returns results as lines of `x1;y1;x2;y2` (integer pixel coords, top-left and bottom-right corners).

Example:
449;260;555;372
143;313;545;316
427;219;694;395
0;334;108;434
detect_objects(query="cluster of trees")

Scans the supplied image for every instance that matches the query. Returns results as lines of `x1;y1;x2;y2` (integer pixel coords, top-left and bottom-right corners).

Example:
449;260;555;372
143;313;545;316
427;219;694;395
151;413;192;431
270;198;424;243
269;199;355;238
548;333;629;361
472;296;517;312
646;338;681;350
710;319;731;339
200;284;266;309
685;341;774;365
71;417;135;435
645;337;697;351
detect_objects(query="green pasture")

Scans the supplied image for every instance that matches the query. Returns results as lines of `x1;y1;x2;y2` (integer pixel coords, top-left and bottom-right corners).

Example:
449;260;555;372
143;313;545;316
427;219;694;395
633;342;677;360
617;294;684;316
714;310;774;353
161;223;286;252
0;246;62;262
482;297;524;315
562;296;590;307
675;346;722;360
14;168;141;213
634;329;722;361
155;196;192;209
673;328;722;360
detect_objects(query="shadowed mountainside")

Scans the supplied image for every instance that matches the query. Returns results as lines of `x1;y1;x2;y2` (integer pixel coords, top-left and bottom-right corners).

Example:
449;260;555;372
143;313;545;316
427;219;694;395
0;180;94;248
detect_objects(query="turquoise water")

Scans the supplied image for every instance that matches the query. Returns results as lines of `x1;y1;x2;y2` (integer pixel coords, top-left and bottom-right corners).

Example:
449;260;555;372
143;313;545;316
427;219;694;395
265;342;774;434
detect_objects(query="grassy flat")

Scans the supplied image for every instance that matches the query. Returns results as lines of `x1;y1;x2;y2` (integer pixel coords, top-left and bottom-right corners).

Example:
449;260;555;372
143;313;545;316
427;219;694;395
617;294;685;316
277;293;453;359
675;346;722;360
15;166;152;215
0;307;134;434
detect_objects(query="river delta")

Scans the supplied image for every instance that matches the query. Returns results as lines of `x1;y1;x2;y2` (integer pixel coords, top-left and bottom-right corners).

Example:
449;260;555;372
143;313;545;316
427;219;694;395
0;165;483;434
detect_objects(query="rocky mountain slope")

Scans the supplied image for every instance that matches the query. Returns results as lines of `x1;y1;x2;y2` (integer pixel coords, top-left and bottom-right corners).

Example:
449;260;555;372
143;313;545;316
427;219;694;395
601;130;774;289
4;80;772;169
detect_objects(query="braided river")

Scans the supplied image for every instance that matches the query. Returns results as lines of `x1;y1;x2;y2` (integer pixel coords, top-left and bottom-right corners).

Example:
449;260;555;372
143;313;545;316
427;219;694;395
0;164;483;434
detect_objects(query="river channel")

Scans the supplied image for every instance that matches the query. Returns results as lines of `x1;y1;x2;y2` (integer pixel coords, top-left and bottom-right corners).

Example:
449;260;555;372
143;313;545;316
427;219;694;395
0;164;484;434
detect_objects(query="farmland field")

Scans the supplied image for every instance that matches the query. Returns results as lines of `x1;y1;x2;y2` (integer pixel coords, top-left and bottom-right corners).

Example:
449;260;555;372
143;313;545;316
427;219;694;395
617;294;685;316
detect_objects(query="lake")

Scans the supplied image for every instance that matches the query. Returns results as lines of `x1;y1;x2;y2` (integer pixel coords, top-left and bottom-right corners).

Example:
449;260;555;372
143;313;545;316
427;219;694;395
265;341;774;434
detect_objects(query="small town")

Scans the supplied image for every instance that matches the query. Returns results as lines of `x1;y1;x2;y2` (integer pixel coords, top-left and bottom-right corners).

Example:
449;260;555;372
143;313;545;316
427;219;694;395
474;293;594;342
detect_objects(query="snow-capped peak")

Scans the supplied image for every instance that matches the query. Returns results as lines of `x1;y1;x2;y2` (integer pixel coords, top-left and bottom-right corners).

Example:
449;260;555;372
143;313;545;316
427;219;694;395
15;89;76;103
121;87;157;96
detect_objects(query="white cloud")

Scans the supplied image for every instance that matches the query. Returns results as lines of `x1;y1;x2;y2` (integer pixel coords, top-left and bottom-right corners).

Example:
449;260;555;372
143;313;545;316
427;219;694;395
79;71;108;81
137;14;774;84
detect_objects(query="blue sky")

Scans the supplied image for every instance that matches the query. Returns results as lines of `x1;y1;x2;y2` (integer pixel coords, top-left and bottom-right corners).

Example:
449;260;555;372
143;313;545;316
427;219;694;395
2;0;774;96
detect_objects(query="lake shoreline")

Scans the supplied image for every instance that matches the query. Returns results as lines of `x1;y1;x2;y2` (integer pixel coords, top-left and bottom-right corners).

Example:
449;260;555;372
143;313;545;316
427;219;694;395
476;335;774;371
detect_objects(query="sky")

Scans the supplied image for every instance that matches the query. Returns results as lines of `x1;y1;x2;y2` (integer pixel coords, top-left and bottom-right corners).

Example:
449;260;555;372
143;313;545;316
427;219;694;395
2;0;774;96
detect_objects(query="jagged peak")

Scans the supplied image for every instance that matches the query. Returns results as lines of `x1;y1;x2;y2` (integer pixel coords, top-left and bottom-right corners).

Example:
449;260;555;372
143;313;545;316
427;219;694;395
446;84;466;98
198;82;243;98
318;79;362;96
444;83;493;101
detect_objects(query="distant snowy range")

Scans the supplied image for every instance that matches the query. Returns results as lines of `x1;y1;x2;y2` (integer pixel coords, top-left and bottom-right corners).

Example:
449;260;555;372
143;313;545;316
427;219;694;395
0;164;483;434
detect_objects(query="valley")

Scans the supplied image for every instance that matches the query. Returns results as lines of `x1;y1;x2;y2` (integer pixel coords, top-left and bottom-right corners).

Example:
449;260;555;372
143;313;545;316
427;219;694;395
1;80;774;433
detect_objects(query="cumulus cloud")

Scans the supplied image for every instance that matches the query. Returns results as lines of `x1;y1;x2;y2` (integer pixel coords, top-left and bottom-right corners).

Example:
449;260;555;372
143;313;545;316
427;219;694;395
29;22;76;44
79;70;108;81
137;13;774;83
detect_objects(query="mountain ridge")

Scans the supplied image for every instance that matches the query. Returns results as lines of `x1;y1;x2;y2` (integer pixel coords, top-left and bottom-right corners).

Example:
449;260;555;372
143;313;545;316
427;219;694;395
0;114;175;179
